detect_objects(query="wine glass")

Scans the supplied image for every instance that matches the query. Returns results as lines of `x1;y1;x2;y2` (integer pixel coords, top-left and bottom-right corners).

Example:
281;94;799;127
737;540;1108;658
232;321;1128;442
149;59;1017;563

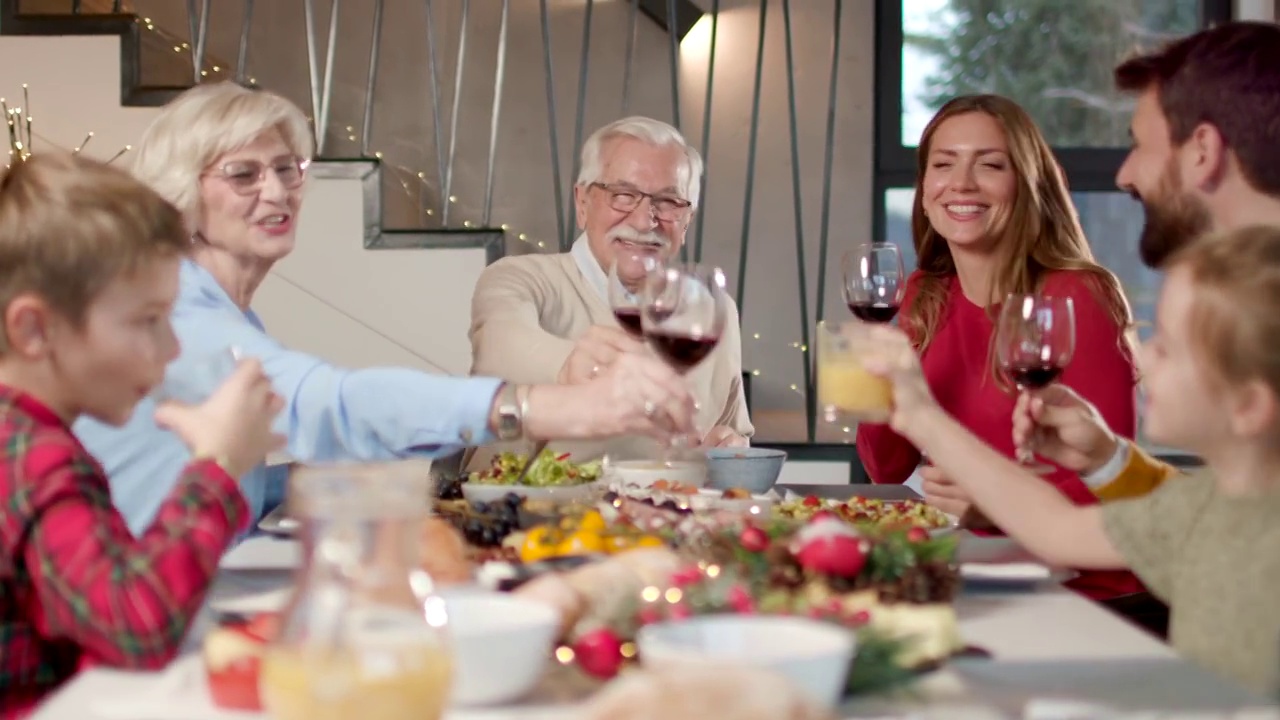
608;252;659;337
995;294;1076;474
842;243;906;323
640;263;729;375
640;263;729;458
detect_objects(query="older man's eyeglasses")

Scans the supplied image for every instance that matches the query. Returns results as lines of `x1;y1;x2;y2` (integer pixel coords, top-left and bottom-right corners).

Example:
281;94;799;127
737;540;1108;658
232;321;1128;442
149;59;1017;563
590;182;692;221
207;156;310;195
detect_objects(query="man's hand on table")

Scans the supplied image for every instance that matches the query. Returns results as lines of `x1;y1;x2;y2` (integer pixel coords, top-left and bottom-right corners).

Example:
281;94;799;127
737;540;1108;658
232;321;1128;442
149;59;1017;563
1012;384;1119;476
701;425;749;448
557;325;647;384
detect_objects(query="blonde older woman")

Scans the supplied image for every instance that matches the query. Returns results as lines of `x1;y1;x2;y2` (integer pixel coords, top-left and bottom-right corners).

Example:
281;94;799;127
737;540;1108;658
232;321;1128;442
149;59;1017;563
74;82;696;533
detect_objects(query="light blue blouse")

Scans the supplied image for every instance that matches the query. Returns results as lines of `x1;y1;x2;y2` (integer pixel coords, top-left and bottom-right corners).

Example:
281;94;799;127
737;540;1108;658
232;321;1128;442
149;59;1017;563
75;259;501;534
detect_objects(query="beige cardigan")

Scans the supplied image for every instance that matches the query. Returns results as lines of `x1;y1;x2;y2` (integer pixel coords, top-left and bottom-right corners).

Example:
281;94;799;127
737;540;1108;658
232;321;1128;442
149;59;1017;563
468;251;753;463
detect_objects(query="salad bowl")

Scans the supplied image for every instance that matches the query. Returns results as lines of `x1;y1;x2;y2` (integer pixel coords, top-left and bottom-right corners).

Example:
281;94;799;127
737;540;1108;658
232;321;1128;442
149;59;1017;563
463;450;603;504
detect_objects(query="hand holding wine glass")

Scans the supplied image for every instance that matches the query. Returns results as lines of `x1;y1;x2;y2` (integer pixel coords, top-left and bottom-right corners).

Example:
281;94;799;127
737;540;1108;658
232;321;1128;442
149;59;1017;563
995;293;1076;473
842;243;906;323
640;262;729;457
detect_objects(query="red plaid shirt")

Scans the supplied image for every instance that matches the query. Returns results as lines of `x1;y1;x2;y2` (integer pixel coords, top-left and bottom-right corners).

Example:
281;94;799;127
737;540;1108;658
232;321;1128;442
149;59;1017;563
0;384;248;717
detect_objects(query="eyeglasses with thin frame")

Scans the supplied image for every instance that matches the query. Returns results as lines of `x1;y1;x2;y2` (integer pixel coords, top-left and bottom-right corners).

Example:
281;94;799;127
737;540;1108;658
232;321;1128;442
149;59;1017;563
205;156;311;195
590;182;692;222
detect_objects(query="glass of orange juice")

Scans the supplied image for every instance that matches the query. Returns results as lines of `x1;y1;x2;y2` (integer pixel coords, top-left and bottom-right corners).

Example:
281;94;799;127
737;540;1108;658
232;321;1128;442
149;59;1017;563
817;320;894;424
259;459;453;720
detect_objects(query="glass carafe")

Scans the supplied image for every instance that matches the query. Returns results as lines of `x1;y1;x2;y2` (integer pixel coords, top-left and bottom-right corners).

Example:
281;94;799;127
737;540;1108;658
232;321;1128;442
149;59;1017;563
259;459;453;720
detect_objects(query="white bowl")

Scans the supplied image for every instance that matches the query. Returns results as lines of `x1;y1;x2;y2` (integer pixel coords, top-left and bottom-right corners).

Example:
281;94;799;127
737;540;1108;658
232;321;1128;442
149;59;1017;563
461;479;601;504
438;589;561;706
607;460;707;488
637;615;856;707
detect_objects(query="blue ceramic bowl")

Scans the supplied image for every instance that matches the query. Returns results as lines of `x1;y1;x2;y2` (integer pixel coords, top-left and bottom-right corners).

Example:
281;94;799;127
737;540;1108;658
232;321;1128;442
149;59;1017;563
704;447;787;494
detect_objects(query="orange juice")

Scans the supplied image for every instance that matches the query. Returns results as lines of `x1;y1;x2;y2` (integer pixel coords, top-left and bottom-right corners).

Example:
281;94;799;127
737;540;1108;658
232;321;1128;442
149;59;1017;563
259;635;452;720
818;361;893;422
816;321;893;422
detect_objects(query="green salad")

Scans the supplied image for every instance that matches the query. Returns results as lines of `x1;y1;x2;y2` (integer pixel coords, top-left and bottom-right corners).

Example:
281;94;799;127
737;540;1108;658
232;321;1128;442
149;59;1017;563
469;450;602;487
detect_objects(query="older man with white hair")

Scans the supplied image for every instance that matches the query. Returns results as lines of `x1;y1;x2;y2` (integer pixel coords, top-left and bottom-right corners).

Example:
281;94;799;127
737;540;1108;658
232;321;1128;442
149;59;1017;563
470;116;752;459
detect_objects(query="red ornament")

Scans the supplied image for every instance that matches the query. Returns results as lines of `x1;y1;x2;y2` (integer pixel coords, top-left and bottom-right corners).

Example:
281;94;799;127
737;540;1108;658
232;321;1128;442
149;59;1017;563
906;527;929;543
810;509;838;523
738;525;770;553
790;519;870;578
573;629;624;679
669;566;704;588
849;609;872;627
802;495;822;507
637;607;663;626
727;585;755;613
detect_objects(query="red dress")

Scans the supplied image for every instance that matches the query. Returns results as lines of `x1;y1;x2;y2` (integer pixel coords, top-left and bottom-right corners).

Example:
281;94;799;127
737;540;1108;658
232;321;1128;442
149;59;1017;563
856;270;1143;600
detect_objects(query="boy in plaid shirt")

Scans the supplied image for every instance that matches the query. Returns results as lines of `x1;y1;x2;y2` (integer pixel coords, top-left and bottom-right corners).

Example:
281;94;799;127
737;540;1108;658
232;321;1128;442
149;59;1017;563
0;152;284;716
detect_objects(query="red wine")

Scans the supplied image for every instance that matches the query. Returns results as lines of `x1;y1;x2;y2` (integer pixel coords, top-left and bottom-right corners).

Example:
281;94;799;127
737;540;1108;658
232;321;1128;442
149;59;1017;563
1006;364;1063;389
646;330;720;373
848;303;899;323
614;308;643;335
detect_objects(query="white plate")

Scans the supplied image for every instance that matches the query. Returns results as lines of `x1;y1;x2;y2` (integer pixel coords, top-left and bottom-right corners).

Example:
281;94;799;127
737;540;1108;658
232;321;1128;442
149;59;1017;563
690;488;776;515
959;561;1074;585
607;459;707;488
462;479;602;504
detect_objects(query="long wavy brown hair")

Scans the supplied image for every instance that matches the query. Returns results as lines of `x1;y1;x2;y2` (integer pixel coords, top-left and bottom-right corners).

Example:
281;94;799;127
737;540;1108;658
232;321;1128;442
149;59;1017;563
903;94;1134;385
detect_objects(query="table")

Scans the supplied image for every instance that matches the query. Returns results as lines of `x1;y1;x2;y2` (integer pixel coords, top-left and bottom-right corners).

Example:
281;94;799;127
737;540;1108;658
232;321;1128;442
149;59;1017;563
34;533;1270;720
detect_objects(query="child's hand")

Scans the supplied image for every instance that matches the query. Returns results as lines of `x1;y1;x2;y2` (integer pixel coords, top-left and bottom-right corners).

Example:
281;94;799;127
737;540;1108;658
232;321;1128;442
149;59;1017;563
155;359;285;478
860;325;939;437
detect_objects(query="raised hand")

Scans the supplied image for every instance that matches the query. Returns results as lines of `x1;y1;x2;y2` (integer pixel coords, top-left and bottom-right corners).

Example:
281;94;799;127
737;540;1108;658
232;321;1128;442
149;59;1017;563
557;325;648;385
155;359;285;479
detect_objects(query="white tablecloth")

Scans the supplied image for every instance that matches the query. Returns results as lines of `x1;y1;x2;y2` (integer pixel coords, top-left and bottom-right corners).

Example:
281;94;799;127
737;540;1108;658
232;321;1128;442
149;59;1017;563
30;536;1267;720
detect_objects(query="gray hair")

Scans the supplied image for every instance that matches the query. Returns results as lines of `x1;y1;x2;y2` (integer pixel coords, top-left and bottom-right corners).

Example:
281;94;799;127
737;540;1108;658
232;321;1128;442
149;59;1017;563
576;116;703;208
127;82;314;230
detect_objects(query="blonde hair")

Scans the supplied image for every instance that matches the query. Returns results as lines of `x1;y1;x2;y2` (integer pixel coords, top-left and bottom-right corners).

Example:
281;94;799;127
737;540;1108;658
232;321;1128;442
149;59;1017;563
905;94;1134;385
577;116;703;207
1171;225;1280;392
0;152;188;351
128;82;313;229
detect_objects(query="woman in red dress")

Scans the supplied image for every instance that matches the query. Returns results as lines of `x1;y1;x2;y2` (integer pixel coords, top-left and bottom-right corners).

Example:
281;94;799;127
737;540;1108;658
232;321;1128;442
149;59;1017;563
856;94;1143;604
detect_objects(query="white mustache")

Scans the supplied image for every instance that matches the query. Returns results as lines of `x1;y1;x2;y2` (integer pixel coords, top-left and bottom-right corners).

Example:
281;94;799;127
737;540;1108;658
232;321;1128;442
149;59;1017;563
610;228;667;248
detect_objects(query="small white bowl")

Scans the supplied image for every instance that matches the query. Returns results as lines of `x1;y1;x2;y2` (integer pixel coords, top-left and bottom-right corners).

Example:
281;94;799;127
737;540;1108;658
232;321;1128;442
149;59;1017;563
637;615;856;707
608;459;707;488
461;479;601;504
438;589;560;706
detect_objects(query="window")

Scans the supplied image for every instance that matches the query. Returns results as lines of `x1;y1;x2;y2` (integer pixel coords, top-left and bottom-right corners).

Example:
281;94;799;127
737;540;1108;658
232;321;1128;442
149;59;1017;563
875;0;1233;236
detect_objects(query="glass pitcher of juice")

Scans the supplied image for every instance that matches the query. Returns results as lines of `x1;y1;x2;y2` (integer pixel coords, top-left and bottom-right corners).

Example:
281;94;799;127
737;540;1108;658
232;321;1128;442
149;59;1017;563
259;459;453;720
816;319;894;424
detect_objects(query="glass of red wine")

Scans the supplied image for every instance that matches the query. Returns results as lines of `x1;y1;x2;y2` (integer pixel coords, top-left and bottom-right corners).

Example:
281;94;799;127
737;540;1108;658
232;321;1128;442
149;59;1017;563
996;293;1076;474
608;252;659;336
842;243;906;323
640;262;729;457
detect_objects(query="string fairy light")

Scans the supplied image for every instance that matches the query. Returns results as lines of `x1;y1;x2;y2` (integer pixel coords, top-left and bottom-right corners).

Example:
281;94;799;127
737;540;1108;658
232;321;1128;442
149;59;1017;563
2;86;130;168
